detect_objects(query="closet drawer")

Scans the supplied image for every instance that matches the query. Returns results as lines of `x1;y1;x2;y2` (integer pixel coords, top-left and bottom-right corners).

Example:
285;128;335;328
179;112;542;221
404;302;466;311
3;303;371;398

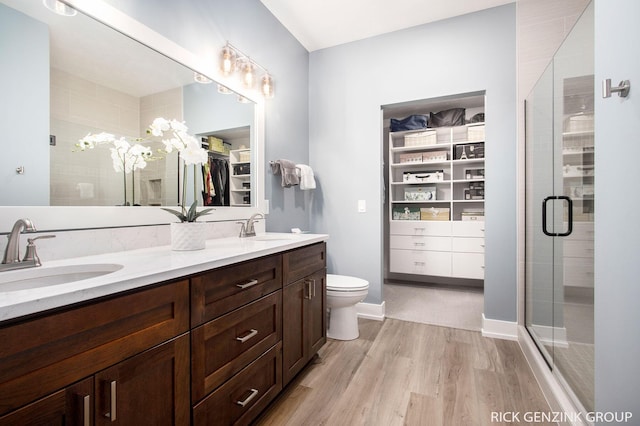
191;291;282;403
564;222;594;241
283;242;326;285
390;221;451;237
563;258;594;288
389;249;451;276
452;221;485;237
563;239;594;258
452;252;485;279
191;254;282;326
390;235;451;251
193;342;282;426
452;237;485;253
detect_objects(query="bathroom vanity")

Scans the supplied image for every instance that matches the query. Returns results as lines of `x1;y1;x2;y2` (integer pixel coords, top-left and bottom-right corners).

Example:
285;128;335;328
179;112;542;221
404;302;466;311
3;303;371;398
0;234;327;425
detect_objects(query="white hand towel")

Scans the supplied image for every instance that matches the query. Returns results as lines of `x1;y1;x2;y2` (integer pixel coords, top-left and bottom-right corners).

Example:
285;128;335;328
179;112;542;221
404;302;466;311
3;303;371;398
296;164;316;190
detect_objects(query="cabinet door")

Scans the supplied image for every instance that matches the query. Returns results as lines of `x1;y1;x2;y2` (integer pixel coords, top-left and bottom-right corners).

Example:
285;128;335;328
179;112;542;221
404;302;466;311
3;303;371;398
307;270;327;356
94;334;190;426
282;278;306;385
0;377;93;426
282;271;326;385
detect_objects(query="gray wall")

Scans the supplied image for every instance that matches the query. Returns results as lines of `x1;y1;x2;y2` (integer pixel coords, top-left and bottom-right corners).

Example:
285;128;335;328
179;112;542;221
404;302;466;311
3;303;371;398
0;4;49;205
594;0;640;415
308;5;517;319
103;0;311;232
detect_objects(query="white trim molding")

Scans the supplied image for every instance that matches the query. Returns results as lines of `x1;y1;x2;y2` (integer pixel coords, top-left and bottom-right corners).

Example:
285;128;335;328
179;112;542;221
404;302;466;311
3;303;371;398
481;314;518;340
357;301;385;321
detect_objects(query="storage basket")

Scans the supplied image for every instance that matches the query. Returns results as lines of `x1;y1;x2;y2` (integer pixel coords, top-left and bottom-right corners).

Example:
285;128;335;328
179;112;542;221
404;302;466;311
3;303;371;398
420;207;450;221
404;130;437;147
467;124;485;141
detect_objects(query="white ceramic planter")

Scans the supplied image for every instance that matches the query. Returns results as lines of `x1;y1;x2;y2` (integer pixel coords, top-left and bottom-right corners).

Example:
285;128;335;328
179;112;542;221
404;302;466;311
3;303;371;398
170;222;207;251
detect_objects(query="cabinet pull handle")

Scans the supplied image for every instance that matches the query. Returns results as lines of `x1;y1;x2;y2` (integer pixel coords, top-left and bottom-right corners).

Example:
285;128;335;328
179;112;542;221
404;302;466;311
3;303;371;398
312;279;316;298
105;380;116;422
236;388;259;407
236;279;259;289
236;329;258;343
305;280;313;300
413;242;425;246
82;395;90;426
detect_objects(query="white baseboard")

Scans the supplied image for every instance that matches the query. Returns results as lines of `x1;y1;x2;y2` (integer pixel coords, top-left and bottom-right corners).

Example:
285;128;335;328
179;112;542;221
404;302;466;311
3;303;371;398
481;314;518;340
356;301;385;321
518;326;589;426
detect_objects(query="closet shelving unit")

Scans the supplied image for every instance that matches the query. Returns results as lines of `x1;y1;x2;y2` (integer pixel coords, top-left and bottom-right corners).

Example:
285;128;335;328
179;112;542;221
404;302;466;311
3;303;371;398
198;126;251;207
385;94;486;280
229;148;251;207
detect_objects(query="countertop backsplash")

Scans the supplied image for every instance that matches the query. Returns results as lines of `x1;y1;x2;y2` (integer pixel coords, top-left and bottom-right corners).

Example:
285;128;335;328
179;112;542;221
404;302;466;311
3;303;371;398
1;220;265;262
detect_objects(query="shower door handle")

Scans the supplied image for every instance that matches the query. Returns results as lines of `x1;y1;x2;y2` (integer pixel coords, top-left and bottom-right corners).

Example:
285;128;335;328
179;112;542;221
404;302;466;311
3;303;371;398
542;196;573;237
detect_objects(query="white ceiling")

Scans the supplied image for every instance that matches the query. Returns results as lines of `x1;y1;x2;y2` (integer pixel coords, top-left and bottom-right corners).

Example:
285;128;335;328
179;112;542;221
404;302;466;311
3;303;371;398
260;0;515;52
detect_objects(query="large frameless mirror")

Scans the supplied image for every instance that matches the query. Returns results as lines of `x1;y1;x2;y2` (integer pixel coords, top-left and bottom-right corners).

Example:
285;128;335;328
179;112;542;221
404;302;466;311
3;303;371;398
0;0;265;231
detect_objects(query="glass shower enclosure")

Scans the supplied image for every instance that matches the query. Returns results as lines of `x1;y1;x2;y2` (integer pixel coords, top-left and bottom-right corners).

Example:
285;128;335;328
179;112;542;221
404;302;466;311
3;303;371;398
525;2;594;414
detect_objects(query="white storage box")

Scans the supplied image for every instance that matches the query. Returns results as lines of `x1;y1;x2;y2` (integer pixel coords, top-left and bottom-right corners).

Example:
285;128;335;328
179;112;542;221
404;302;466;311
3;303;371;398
467;124;485;141
403;170;444;183
404;186;436;201
405;130;437;147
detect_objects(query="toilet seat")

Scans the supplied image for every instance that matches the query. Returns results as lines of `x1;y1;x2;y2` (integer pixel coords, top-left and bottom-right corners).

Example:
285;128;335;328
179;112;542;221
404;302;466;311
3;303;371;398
327;274;369;292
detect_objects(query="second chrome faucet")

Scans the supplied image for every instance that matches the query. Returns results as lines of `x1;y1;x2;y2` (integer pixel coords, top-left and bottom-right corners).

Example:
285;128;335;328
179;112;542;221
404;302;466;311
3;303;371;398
237;213;264;238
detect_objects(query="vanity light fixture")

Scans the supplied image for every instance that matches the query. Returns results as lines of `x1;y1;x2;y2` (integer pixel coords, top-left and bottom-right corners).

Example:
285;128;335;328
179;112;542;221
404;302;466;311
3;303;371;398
193;72;212;84
43;0;77;16
220;42;275;99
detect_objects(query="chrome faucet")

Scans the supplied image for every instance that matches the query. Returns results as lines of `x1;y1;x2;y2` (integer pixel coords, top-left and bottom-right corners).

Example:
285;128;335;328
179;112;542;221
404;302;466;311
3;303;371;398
237;213;264;238
1;219;55;271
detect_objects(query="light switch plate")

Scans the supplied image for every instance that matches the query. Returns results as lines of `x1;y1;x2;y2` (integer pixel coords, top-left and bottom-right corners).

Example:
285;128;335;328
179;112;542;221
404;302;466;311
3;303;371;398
358;199;366;213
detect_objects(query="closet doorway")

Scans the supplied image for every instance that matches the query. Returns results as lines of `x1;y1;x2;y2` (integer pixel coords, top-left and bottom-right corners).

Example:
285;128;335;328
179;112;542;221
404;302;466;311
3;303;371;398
382;93;486;331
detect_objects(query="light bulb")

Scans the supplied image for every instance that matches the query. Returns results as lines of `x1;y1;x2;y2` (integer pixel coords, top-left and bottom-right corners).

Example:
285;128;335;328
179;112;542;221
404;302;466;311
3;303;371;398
220;46;235;76
261;74;274;98
243;62;255;89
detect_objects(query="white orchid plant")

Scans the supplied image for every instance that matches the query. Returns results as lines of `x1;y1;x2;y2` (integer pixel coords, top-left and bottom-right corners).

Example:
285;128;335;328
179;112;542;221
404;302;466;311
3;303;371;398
76;118;213;221
76;132;154;205
147;118;213;222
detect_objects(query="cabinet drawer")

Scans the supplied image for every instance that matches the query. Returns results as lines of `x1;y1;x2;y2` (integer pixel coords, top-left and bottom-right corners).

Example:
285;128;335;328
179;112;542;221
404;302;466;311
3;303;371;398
452;237;485;253
452;221;485;237
191;254;282;326
283;243;326;285
0;280;190;416
193;342;282;426
452;252;485;279
390;235;451;251
390;221;451;236
191;291;282;403
389;249;451;276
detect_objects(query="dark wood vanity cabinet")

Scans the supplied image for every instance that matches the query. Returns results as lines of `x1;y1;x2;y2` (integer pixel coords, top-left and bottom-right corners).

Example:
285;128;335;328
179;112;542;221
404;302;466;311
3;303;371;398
0;241;327;425
0;279;191;425
282;243;327;385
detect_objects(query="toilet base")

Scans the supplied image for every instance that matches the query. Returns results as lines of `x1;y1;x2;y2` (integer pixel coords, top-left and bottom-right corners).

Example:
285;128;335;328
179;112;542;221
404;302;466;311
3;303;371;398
328;305;359;340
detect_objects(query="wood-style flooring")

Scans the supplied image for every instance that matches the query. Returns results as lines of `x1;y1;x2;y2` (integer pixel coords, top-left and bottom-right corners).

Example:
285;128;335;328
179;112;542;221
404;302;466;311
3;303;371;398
255;319;553;426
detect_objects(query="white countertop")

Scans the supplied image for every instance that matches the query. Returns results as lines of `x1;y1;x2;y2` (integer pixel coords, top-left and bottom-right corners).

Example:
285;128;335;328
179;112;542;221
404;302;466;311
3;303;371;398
0;233;328;323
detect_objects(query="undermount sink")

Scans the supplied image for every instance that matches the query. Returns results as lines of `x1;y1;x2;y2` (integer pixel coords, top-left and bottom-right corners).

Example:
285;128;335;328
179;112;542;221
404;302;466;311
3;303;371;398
0;263;124;292
250;234;300;242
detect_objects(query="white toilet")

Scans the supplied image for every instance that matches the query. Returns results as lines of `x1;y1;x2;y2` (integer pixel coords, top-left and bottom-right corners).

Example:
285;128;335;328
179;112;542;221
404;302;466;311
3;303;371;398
326;274;369;340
